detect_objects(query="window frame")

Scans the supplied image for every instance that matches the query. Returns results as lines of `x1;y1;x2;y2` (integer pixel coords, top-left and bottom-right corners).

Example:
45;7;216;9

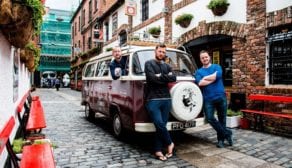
268;27;292;85
95;59;111;77
84;63;97;77
141;0;149;22
112;12;118;33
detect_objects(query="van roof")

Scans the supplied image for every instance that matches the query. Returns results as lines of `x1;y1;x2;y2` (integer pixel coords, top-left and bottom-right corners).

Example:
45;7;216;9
88;45;186;62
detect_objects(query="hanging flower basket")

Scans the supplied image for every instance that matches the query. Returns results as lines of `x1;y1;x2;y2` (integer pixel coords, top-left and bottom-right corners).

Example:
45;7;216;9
175;13;193;28
1;3;34;48
211;6;228;16
20;42;40;72
0;0;44;48
151;32;161;38
148;26;161;38
20;49;32;63
207;0;230;16
2;20;34;48
179;20;191;28
25;55;35;72
0;0;12;24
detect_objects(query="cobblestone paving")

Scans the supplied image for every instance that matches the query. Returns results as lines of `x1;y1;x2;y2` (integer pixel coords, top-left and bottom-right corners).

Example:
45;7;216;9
37;88;196;168
186;123;292;168
35;88;291;168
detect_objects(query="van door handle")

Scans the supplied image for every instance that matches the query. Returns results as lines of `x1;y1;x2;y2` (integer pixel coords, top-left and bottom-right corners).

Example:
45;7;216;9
108;86;112;89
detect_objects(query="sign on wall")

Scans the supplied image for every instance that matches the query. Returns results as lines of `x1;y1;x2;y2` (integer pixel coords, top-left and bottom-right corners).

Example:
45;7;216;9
125;0;137;16
93;29;104;43
13;48;19;102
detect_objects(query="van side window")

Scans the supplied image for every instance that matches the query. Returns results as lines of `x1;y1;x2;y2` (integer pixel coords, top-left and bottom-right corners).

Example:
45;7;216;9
123;55;129;76
84;63;96;77
109;55;129;79
132;53;144;75
95;59;111;77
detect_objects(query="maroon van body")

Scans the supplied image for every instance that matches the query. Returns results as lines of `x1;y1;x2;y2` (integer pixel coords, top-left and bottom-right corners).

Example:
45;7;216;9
81;46;206;137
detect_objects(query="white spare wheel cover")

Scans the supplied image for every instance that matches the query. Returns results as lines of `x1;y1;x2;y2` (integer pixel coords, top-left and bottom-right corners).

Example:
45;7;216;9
170;82;203;121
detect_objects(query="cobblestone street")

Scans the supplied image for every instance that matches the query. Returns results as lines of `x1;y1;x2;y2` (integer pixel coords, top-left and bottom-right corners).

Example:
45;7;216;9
36;88;291;168
39;88;194;168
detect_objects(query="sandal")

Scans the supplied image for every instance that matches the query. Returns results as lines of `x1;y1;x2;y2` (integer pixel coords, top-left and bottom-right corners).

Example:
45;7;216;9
155;155;167;161
166;143;175;158
165;152;173;158
154;152;167;161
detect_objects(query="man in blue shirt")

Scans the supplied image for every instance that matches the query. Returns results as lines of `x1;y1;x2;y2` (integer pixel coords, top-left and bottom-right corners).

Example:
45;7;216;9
109;46;127;80
195;50;233;148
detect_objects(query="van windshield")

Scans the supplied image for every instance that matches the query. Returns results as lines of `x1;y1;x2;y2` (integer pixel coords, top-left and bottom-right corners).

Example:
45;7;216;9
132;50;196;76
42;72;56;78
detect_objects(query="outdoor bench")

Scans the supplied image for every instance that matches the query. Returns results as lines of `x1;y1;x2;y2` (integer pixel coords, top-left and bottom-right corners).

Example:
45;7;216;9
16;91;31;114
16;91;32;138
25;99;46;140
241;94;292;130
16;92;46;139
0;116;55;168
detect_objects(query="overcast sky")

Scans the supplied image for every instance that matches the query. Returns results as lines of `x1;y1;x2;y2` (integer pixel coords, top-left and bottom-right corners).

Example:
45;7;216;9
45;0;81;11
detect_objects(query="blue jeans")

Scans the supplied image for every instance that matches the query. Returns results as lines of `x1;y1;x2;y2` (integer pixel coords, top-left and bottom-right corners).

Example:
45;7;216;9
146;99;172;152
203;96;231;141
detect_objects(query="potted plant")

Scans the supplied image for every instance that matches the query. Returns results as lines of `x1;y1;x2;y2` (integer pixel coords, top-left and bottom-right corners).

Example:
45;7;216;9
12;138;57;157
207;0;230;16
148;26;161;38
175;13;194;28
130;35;140;41
24;42;41;72
226;109;241;128
106;47;113;52
12;138;32;158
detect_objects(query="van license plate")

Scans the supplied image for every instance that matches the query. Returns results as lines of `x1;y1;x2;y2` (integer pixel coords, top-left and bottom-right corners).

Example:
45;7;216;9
171;121;196;130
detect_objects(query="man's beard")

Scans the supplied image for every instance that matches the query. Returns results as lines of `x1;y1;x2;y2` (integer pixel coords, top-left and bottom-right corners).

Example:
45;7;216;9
155;55;164;61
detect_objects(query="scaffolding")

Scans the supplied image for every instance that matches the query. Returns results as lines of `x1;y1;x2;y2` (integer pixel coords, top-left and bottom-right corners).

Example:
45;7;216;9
39;9;72;72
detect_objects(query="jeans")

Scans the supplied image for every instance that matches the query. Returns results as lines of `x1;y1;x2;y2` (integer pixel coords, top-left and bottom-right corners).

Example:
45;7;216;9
146;99;172;152
203;96;231;141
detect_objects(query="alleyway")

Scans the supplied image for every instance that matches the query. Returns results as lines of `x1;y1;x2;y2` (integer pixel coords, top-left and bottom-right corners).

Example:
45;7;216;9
36;88;291;168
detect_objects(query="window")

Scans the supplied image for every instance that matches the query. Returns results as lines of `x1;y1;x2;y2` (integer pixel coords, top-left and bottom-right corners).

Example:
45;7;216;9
84;63;96;77
132;50;195;76
119;30;127;46
81;9;85;26
268;27;292;84
74;22;77;35
78;16;81;31
88;37;92;49
112;12;118;33
142;0;149;21
89;0;92;22
94;0;98;11
95;60;111;77
82;36;85;52
105;22;109;41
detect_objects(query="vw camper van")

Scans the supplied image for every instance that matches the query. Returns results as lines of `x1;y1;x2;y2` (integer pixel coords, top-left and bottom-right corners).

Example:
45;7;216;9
41;71;56;88
81;45;205;137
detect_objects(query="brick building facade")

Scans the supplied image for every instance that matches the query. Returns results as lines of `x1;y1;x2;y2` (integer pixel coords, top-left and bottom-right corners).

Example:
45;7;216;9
70;0;292;134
